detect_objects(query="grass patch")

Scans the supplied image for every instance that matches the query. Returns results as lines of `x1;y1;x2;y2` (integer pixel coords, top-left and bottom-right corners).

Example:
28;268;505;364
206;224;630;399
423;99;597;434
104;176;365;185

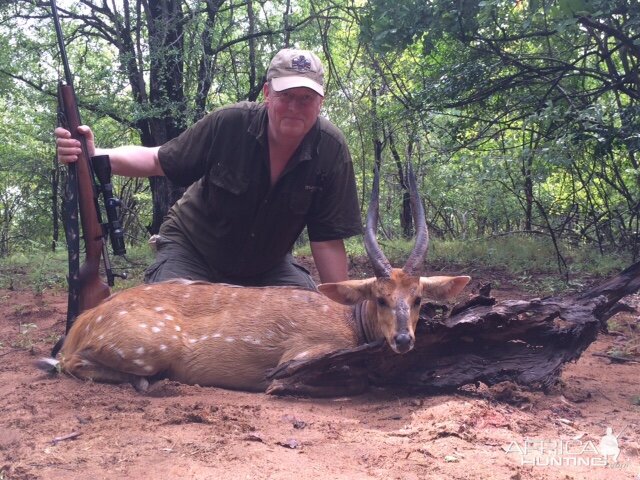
0;244;155;293
295;234;631;295
2;236;632;296
109;245;156;291
429;236;627;276
0;251;67;292
296;236;430;266
12;322;38;350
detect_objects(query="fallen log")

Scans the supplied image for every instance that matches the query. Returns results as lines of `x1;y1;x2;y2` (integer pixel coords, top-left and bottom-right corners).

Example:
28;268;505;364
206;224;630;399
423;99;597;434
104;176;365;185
268;261;640;394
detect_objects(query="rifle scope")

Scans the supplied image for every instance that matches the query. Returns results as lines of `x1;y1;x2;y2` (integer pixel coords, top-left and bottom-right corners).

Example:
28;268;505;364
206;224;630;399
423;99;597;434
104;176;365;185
91;155;127;256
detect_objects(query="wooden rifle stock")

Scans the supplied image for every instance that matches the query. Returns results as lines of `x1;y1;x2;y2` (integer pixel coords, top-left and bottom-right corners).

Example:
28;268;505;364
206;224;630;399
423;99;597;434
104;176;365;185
58;85;111;315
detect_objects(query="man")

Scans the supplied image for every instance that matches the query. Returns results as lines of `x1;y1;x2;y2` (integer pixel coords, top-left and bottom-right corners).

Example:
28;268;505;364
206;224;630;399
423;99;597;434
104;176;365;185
55;48;362;289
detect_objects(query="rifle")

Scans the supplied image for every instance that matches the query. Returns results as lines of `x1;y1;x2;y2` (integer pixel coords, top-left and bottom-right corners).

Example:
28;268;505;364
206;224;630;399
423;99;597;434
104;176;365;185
50;0;126;352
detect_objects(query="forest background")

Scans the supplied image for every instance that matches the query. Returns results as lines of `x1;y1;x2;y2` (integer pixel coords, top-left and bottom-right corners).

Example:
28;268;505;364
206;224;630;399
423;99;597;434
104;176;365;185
0;0;638;291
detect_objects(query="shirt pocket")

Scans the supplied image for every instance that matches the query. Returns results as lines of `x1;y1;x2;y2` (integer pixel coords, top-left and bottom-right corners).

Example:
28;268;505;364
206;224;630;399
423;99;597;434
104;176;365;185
204;165;251;234
208;163;249;195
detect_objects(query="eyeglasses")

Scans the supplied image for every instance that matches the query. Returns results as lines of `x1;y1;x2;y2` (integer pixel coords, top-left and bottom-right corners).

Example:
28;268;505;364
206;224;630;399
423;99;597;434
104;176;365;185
270;90;318;107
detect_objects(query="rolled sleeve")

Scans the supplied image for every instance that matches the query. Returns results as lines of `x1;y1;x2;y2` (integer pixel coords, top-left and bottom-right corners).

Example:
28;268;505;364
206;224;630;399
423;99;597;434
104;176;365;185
158;113;219;187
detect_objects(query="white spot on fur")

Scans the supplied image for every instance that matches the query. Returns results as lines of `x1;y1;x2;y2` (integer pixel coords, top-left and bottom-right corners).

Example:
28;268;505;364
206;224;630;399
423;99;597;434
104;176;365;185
143;365;154;373
119;310;128;316
200;335;209;341
294;351;310;360
242;336;261;345
212;333;222;338
139;323;148;329
95;315;103;323
133;359;145;366
151;326;161;333
159;344;168;351
174;325;181;332
321;305;330;313
135;346;145;355
115;348;126;359
183;293;190;299
143;286;152;291
157;321;166;327
164;314;174;321
154;306;165;312
171;335;178;340
189;338;197;344
225;337;235;343
98;334;105;341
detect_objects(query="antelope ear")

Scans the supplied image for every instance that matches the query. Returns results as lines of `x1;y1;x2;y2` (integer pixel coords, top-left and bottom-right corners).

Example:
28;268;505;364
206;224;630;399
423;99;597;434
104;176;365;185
420;276;471;301
318;278;376;305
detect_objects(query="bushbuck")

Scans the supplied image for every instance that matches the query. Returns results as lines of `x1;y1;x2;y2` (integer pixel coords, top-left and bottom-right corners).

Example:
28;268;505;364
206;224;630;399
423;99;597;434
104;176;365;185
39;165;469;395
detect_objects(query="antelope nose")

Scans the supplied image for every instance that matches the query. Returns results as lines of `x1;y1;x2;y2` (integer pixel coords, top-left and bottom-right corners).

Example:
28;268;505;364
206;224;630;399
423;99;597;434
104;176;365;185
394;333;413;353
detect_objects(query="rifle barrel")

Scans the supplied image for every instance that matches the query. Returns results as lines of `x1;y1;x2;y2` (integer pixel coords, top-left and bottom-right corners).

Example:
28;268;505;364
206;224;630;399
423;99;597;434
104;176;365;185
50;0;74;88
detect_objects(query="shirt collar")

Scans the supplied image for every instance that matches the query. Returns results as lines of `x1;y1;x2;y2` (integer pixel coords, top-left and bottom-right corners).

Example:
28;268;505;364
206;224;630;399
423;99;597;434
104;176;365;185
248;104;269;144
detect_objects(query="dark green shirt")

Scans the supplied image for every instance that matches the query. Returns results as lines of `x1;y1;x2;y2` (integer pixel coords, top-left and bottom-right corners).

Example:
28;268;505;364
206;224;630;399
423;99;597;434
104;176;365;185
158;101;362;278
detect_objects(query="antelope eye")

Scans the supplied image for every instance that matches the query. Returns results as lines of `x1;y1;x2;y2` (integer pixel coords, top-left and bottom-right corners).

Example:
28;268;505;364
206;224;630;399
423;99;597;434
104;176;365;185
376;297;387;307
414;297;422;307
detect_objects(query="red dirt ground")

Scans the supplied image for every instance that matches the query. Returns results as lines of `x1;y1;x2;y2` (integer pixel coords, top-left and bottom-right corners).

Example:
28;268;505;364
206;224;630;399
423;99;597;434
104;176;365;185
1;267;639;480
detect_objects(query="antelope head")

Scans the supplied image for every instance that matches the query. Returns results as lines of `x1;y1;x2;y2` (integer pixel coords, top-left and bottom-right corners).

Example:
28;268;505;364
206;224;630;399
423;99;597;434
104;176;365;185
319;164;470;354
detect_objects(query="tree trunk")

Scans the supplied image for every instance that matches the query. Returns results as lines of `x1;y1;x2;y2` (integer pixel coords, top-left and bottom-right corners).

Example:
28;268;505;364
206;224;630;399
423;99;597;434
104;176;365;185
144;0;188;233
389;134;413;239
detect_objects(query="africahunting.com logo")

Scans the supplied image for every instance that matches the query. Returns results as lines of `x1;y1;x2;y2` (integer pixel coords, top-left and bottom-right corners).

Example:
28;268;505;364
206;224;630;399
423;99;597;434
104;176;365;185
505;425;634;469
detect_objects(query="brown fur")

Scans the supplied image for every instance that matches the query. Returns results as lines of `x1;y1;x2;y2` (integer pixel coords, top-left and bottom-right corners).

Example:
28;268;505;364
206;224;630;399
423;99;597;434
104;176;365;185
56;273;469;394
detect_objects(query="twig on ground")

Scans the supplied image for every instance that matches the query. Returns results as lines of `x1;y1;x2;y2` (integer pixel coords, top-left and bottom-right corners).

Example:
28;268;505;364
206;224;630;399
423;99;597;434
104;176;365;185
592;353;639;364
51;431;82;444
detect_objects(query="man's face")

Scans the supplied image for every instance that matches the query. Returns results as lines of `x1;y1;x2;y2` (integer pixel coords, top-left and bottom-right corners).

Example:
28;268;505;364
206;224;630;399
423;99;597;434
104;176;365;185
264;83;323;143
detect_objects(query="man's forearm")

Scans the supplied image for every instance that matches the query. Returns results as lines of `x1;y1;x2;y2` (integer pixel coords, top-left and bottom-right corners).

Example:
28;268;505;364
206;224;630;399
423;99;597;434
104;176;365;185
96;145;164;177
311;239;349;284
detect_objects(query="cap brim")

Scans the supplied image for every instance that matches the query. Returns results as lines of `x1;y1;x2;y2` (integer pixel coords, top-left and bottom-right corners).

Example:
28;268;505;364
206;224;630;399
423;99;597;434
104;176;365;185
270;77;324;97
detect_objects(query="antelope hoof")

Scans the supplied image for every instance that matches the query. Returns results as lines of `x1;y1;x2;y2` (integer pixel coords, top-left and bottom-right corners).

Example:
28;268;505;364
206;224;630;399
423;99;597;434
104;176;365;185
132;377;149;393
265;379;287;395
